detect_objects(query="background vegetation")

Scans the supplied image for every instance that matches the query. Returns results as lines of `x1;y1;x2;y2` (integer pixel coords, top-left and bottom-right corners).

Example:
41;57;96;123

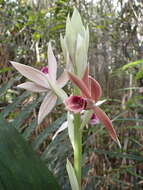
0;0;143;189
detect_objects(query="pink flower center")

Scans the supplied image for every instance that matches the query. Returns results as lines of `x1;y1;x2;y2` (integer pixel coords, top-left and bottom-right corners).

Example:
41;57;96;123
41;66;48;74
72;96;87;108
64;95;87;113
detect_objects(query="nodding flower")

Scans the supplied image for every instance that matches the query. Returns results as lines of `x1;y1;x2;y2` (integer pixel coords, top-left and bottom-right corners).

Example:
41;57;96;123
65;66;121;148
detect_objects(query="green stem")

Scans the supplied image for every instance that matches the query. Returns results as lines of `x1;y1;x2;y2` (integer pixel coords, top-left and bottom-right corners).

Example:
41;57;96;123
74;113;82;189
73;87;82;189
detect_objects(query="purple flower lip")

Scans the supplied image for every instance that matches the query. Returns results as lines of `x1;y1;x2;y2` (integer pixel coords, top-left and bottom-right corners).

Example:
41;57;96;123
64;95;87;113
41;66;48;74
90;113;99;125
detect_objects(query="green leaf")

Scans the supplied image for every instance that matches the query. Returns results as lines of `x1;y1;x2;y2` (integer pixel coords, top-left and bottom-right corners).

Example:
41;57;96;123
126;168;143;179
0;67;12;73
135;66;143;80
22;118;37;139
12;95;43;130
127;125;143;129
0;91;29;118
67;112;75;151
66;159;79;190
40;127;70;189
94;150;143;161
32;113;67;150
122;59;143;70
50;24;64;32
0;78;15;97
33;32;40;40
0;117;60;190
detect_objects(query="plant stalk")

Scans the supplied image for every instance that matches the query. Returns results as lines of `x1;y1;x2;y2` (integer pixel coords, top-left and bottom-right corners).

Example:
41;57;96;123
74;113;82;189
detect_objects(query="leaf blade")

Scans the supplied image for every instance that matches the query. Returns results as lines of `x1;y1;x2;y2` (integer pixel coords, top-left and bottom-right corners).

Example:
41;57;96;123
66;159;80;190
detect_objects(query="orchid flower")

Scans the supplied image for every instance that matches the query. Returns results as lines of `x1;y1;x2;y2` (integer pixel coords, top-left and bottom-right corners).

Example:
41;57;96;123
65;66;121;147
11;43;68;124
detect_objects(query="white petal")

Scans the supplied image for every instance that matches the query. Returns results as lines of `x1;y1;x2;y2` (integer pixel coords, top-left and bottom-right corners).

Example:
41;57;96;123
52;121;68;140
66;52;73;72
38;91;57;124
48;43;57;82
17;82;48;92
56;71;69;88
75;34;87;77
11;61;49;89
95;99;107;106
46;74;68;101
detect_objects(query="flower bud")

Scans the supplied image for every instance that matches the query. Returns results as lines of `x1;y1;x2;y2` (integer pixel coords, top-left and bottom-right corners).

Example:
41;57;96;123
60;8;89;77
41;66;48;74
90;113;99;125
